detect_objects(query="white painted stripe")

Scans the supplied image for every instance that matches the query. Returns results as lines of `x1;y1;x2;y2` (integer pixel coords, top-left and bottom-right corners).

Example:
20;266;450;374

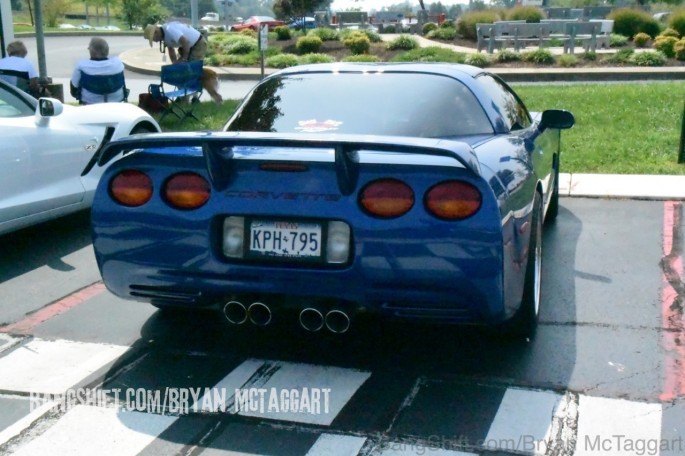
0;338;129;394
196;358;264;413
0;334;22;353
0;399;56;446
575;395;662;456
305;433;366;456
484;387;564;455
376;442;477;456
235;360;371;425
11;405;176;456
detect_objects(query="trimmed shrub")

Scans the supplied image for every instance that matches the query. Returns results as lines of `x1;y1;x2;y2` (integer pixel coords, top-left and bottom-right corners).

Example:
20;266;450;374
660;28;681;38
606;47;634;64
296;35;323;54
239;28;257;39
610;33;629;47
391;46;467;63
654;35;678;58
669;10;685;37
422;22;438;35
630;50;667;66
221;53;260;66
226;36;258;54
633;32;651;47
427;27;458;40
582;51;597;61
521;49;554;64
274;26;291;40
383;25;396;33
465;52;490;67
308;27;338;41
364;29;383;43
675;38;685;61
493;49;521;63
457;9;502;41
506;6;544;23
608;8;660;38
342;54;381;62
557;54;578;67
342;31;371;55
298;53;335;64
387;34;419;51
265;53;299;68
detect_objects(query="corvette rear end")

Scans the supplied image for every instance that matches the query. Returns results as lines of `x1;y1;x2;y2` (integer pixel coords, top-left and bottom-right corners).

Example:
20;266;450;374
91;133;509;330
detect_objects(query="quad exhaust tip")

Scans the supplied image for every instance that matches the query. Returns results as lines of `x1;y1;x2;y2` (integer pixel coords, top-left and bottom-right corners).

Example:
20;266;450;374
248;302;272;326
325;310;350;334
223;301;247;325
299;308;324;332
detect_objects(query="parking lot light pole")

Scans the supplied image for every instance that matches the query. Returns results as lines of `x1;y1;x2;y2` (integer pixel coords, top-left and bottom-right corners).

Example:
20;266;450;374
679;100;685;164
33;0;47;79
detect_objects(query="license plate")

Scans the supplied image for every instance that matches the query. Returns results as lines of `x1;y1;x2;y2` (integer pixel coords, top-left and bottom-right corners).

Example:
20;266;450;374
249;220;322;259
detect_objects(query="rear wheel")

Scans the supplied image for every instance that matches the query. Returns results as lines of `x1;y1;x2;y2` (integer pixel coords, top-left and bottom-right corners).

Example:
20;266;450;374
505;192;542;339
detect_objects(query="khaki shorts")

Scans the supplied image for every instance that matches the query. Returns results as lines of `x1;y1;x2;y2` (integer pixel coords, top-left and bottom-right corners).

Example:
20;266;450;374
187;37;207;62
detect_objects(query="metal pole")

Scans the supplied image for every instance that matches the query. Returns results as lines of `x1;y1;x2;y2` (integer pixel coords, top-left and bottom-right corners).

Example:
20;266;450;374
679;100;685;164
33;0;47;80
190;0;198;28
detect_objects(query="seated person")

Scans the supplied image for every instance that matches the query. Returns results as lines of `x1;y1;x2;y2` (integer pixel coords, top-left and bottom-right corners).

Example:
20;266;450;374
0;41;40;96
70;37;126;104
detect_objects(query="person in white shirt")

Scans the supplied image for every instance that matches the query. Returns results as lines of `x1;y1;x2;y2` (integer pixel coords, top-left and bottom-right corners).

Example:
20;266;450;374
143;22;207;63
0;41;40;95
70;37;126;105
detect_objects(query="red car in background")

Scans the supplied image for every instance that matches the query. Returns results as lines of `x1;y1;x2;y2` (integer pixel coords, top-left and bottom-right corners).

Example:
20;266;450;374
230;16;286;31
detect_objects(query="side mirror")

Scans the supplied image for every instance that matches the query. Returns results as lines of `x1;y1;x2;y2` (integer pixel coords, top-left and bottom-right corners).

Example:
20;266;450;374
539;109;575;131
38;98;64;117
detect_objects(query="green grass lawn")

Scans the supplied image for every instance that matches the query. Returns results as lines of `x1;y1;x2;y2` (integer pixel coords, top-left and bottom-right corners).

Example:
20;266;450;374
154;81;685;175
514;82;685;175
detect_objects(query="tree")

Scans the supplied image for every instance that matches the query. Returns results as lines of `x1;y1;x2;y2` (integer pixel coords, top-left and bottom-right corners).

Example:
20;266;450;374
42;0;73;27
119;0;165;29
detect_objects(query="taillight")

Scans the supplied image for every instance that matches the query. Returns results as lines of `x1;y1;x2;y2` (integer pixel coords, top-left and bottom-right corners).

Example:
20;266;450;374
163;172;211;210
359;178;414;218
110;170;153;207
424;180;482;220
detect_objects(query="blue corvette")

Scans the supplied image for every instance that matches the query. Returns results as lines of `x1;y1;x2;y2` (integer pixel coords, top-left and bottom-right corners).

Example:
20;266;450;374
91;63;574;339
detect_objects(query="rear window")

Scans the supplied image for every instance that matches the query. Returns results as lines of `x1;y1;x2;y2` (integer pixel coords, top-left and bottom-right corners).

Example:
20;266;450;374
225;72;494;138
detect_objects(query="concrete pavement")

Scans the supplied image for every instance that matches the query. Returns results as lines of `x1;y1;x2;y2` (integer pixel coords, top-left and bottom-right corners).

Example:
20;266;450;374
118;37;685;201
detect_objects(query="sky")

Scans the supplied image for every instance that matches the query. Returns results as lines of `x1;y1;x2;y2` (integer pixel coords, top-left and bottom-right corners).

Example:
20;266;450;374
329;0;468;12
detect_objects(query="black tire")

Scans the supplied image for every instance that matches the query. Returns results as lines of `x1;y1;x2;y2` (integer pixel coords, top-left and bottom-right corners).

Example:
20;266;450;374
546;156;560;223
130;124;156;135
505;192;542;340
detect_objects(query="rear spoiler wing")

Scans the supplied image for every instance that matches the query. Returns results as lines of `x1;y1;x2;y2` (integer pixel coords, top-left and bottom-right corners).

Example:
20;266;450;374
97;132;482;195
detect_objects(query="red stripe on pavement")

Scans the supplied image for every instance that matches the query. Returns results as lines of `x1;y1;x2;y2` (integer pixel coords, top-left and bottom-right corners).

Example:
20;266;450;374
660;201;685;402
0;282;106;335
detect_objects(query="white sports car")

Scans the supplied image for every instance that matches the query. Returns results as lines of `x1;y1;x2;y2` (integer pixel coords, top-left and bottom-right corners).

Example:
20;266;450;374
0;79;161;235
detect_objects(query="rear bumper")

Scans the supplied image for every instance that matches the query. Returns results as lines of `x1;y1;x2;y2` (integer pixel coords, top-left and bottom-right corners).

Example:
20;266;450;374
100;252;507;325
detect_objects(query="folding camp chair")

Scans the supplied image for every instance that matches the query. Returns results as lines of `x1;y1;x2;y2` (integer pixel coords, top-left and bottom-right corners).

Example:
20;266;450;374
148;60;204;122
75;70;129;104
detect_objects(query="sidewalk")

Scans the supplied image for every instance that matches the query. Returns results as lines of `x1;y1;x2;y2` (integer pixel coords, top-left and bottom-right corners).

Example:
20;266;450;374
560;174;685;200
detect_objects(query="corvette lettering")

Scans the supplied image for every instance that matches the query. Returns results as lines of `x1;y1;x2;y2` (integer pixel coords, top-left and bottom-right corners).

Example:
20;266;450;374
224;191;340;202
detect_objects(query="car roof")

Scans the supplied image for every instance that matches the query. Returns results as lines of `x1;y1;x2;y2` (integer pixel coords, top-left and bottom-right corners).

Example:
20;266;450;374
273;62;485;81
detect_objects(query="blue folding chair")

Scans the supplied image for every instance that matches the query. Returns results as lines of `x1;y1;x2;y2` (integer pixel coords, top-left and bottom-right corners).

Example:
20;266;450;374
147;60;204;122
75;70;129;104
